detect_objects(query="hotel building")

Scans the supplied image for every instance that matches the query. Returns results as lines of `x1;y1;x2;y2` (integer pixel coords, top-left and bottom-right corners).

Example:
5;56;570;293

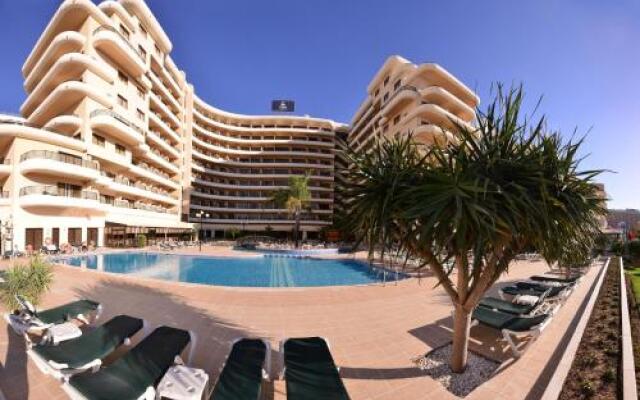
0;0;478;251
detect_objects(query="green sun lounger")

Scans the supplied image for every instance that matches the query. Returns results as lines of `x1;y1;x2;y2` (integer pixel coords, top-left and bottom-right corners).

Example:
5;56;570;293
282;337;350;400
530;275;581;284
28;315;144;380
478;288;550;316
64;326;192;400
471;307;551;357
6;296;103;338
500;281;568;300
209;338;270;400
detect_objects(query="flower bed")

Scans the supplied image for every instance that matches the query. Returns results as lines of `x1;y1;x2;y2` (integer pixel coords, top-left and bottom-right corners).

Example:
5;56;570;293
559;257;621;399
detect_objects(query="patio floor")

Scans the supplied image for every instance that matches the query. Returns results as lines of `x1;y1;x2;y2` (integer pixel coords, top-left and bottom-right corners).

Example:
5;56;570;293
0;248;604;400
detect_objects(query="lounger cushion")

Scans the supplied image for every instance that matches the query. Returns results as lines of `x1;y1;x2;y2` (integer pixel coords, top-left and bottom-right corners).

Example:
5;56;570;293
33;315;143;369
37;300;101;325
209;339;266;400
284;337;350;400
69;326;190;400
503;284;564;298
472;307;548;332
478;297;535;315
530;275;579;284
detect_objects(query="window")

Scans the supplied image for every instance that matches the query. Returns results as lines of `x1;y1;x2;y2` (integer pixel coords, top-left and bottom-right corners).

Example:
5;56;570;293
138;45;147;59
120;24;130;40
139;23;148;37
117;95;128;109
394;79;401;90
154;44;161;56
383;76;389;86
115;144;126;155
393;115;401;125
383;93;389;102
136;86;144;98
118;71;127;84
92;134;105;147
374;89;380;97
136;109;145;121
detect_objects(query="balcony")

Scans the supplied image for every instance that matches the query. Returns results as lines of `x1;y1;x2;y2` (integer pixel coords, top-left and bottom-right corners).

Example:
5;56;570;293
93;26;146;76
43;114;82;136
0;115;85;152
0;159;11;177
19;185;101;212
19;150;100;181
90;109;145;145
0;191;10;206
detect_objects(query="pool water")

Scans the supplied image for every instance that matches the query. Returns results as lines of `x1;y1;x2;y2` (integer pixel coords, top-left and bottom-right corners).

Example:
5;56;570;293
55;252;405;288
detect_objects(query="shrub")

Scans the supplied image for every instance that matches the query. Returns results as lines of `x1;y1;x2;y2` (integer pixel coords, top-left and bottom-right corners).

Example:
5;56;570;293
0;255;53;311
136;234;147;248
602;368;615;383
579;380;595;397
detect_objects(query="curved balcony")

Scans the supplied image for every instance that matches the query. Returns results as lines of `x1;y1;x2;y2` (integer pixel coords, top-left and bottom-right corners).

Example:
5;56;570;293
43;114;82;136
19;185;102;212
191;149;332;169
22;0;110;77
93;25;146;76
191;163;333;181
0;159;11;177
404;103;474;133
413;124;455;146
0;117;85;151
146;130;180;160
24;31;85;92
191;135;333;158
28;81;112;126
21;53;116;116
148;111;181;144
90;109;145;145
406;63;480;108
192;178;331;192
19;150;100;181
99;176;179;206
0;191;10;206
192;123;334;148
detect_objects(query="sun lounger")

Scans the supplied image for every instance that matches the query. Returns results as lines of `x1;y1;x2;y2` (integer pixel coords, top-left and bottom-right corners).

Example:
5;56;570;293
28;315;144;380
471;307;551;358
63;325;194;400
530;275;581;285
478;288;554;316
209;338;270;400
499;281;571;301
281;337;350;400
5;296;102;336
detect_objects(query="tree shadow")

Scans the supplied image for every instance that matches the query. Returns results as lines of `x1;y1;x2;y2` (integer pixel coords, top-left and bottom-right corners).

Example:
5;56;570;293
72;278;252;376
0;323;29;400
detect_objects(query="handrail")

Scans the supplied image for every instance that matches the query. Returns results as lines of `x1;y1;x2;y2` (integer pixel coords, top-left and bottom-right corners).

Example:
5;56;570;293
19;185;98;200
93;25;145;62
20;150;98;169
90;109;145;136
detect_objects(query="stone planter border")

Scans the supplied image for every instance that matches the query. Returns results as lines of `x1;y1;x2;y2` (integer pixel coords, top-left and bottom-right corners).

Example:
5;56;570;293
620;257;638;400
540;257;610;400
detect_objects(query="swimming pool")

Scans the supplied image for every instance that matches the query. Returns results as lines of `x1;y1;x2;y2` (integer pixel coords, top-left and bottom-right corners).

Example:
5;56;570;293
55;252;405;288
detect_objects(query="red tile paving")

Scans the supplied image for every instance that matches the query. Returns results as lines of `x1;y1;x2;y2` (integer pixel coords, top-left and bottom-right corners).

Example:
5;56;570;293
0;248;603;399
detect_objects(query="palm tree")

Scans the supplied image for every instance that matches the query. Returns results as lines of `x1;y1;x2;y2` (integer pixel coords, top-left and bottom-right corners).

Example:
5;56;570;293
342;85;605;372
273;175;311;248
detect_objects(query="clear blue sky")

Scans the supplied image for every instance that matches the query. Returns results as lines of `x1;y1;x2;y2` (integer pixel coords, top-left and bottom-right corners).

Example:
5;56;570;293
0;0;638;208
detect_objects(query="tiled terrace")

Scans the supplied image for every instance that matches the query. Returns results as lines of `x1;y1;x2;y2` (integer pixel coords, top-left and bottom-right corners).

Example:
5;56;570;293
0;248;604;400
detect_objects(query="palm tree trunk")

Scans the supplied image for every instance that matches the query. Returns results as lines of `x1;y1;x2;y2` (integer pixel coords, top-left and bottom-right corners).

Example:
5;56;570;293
294;211;301;248
450;304;471;373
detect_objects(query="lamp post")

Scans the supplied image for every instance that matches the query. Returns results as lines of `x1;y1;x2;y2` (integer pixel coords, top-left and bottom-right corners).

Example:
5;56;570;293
196;211;209;252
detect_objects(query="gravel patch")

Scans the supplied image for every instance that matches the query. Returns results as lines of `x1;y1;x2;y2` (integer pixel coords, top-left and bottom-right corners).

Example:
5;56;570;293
413;344;499;397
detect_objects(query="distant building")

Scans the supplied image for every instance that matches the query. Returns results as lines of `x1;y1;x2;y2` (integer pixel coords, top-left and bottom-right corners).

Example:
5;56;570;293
607;209;640;235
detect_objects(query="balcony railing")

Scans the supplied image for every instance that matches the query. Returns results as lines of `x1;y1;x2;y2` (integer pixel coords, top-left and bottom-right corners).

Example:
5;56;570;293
0;191;9;198
90;109;145;137
19;186;99;200
20;150;99;169
93;26;145;63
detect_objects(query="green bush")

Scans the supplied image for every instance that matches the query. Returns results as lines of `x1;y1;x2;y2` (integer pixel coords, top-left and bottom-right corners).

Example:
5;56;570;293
136;234;147;248
0;255;53;311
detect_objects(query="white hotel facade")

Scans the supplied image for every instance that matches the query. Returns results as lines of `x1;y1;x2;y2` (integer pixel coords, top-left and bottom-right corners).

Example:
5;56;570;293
0;0;478;251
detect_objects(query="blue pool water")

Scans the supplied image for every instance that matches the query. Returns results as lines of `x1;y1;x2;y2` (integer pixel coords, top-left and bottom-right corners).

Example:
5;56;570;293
55;252;405;288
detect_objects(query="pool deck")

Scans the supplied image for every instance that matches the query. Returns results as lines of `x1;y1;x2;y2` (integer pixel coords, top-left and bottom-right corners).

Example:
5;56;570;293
0;246;603;400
